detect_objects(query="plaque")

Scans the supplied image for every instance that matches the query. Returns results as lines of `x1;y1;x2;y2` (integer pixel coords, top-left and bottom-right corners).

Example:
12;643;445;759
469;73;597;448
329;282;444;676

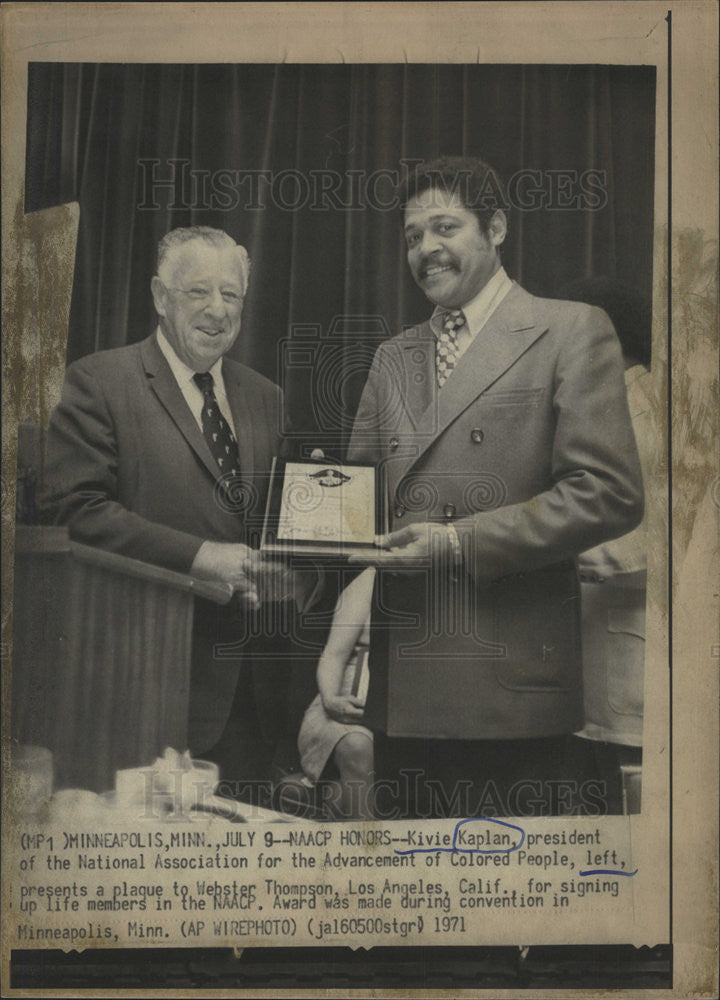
260;457;387;558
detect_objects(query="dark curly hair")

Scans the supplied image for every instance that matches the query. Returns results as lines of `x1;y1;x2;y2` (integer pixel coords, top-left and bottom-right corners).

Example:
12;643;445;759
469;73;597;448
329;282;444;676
397;156;509;235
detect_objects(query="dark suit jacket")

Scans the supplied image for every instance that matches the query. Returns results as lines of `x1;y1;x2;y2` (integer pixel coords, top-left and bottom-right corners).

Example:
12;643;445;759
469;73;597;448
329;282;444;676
347;283;644;741
42;333;286;752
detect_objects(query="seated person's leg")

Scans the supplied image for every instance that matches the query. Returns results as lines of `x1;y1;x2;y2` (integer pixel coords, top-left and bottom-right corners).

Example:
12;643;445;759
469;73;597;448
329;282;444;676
331;730;374;821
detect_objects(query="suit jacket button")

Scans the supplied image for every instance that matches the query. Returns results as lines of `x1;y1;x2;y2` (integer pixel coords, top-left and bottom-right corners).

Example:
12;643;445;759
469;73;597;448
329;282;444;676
471;428;484;444
443;503;456;519
389;437;399;450
394;504;406;518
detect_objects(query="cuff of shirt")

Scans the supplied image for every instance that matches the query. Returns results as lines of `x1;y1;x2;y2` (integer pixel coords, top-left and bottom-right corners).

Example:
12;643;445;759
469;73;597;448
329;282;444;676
446;524;463;573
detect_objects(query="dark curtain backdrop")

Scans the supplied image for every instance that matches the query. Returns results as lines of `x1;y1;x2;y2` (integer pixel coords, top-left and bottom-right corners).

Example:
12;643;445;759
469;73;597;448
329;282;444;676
26;63;655;444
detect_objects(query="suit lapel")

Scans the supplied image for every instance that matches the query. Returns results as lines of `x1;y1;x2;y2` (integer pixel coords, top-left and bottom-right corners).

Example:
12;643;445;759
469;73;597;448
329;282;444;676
140;335;224;483
390;284;548;496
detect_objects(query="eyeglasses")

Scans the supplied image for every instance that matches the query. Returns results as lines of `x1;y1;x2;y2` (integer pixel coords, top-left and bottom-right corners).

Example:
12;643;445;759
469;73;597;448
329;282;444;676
161;284;244;306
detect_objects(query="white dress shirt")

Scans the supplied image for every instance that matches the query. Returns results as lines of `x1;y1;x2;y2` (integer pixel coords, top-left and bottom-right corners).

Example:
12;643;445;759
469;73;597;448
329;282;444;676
156;327;237;437
430;265;514;363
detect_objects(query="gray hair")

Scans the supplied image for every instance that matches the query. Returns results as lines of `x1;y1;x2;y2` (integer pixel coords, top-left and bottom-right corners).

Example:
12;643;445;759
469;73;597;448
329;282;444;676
156;226;251;289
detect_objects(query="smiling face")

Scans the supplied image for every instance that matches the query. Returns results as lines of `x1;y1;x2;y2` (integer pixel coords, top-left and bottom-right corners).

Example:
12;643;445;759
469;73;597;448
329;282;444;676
151;240;248;372
404;187;507;309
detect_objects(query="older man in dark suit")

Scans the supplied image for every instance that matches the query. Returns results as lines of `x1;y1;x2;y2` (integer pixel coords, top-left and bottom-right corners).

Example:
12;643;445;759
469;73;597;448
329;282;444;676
348;158;644;818
42;226;314;787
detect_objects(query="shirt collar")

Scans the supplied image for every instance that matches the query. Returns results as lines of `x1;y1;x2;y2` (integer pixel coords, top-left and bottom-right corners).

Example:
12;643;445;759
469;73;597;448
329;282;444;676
156;327;225;386
430;266;512;337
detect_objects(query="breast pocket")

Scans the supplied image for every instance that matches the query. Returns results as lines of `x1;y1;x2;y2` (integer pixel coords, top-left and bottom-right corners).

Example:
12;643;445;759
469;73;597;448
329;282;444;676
481;387;546;408
475;387;550;439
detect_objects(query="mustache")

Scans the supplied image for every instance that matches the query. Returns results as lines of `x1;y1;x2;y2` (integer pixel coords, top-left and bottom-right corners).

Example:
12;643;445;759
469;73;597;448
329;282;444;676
416;258;458;279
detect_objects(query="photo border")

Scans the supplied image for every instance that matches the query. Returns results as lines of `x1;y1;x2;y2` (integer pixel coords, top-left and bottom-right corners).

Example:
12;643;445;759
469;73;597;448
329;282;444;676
2;3;717;997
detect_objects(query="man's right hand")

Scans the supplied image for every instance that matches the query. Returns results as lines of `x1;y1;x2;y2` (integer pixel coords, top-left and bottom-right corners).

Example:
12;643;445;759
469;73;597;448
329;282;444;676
190;541;260;608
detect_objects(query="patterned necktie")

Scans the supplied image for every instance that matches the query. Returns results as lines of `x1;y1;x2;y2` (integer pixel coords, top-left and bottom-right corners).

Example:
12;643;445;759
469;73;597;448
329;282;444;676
436;309;466;388
193;371;241;478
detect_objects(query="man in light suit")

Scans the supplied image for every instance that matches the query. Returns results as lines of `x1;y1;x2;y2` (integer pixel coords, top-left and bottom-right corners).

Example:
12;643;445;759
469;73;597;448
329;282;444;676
347;158;644;818
42;226;314;787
